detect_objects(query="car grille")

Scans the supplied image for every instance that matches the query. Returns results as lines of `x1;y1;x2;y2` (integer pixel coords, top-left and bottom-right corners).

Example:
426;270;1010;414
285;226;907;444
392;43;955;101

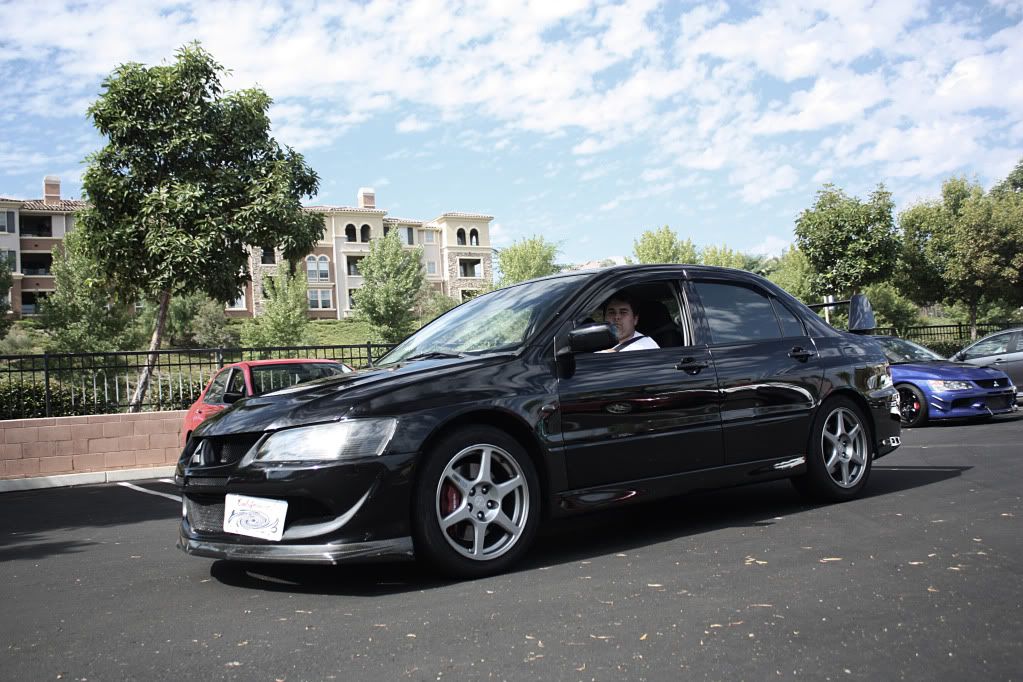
185;495;225;534
951;395;1013;410
189;434;263;466
975;379;1010;389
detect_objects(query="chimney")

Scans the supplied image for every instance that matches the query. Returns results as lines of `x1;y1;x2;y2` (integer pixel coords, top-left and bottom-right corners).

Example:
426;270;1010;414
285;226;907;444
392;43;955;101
358;187;375;209
44;176;61;205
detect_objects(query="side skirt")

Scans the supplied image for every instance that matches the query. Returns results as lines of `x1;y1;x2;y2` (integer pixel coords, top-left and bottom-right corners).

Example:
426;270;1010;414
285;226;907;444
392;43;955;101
552;456;808;516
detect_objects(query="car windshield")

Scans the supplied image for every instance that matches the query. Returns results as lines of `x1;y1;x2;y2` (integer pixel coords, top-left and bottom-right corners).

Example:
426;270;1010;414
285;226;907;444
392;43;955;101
377;274;590;366
251;363;350;395
876;337;944;363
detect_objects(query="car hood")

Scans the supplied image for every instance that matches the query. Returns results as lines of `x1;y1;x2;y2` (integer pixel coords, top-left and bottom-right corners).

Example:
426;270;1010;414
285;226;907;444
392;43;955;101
890;359;1012;382
192;354;511;437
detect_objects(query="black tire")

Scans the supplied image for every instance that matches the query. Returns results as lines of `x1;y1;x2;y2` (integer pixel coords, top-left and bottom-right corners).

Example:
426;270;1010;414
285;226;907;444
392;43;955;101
412;426;541;578
896;383;928;428
791;396;873;503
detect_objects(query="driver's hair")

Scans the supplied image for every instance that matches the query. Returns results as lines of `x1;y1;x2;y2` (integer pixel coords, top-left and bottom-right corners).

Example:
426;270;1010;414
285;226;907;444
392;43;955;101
602;291;639;316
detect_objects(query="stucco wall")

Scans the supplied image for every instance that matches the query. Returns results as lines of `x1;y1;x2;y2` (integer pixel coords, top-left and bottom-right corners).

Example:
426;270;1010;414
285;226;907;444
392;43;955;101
0;411;185;480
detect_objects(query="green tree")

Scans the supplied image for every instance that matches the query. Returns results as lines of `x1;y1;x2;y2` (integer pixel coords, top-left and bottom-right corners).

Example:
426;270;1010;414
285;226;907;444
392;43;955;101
241;267;309;347
900;176;1023;337
354;230;425;342
0;253;12;341
415;289;460;326
496;235;560;285
39;230;137;352
993;156;1023;196
135;292;206;348
78;43;322;410
193;299;240;348
795;184;898;298
631;225;698;264
862;282;921;332
700;244;748;269
765;246;814;303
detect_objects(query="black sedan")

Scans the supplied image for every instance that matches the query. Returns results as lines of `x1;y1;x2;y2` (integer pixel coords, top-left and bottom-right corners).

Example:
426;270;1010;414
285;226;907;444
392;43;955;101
176;265;901;578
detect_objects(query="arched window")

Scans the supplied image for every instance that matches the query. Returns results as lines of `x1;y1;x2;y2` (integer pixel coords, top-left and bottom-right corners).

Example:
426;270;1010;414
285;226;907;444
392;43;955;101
305;256;317;282
469;229;479;246
345;224;356;242
360;224;371;242
456;228;466;246
318;255;329;281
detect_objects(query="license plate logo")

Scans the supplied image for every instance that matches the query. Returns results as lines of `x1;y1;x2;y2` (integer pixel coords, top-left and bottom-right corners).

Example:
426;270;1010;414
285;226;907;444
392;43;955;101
223;494;288;541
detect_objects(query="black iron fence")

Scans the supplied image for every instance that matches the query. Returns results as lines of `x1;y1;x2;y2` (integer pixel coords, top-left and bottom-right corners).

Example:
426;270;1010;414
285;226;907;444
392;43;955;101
0;343;395;420
872;322;1016;345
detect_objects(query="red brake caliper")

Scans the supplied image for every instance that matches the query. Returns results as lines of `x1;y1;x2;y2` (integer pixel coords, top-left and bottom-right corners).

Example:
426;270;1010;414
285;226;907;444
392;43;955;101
441;482;461;516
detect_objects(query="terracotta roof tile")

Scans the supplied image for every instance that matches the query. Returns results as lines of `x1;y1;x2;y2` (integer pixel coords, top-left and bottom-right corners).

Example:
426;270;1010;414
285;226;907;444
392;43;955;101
18;199;87;212
436;211;494;220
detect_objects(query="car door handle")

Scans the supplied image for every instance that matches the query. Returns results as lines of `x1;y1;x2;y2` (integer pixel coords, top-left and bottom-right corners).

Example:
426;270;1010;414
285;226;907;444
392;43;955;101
788;347;816;361
675;357;709;374
992;358;1005;364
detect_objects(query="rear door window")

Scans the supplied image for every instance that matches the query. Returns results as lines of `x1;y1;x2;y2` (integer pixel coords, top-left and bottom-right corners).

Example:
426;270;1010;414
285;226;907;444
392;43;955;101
693;281;781;344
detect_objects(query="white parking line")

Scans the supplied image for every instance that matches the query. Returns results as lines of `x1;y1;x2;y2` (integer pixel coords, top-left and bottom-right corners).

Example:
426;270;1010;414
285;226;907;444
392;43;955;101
117;481;181;502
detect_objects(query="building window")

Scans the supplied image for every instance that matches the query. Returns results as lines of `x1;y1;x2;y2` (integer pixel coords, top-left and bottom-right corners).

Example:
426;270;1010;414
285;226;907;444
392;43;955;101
383;225;391;237
20;253;53;276
424;231;435;244
360;224;371;242
345;224;357;242
461;289;480;302
20;215;52;237
347;256;364;276
317;255;329;281
306;255;318;282
405;227;415;245
2;211;14;233
348;288;357;309
4;250;15;271
427;261;437;275
307;288;333;309
456;228;466;245
261;247;276;265
469;229;479;246
459;258;482;278
227;290;247;310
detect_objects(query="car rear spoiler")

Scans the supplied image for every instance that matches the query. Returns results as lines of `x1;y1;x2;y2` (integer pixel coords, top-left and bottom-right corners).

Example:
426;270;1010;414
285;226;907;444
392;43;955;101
807;293;876;334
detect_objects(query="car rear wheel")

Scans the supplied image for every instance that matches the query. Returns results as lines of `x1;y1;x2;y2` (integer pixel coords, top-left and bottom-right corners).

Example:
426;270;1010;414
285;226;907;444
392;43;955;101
897;383;928;427
791;396;873;502
412;426;540;578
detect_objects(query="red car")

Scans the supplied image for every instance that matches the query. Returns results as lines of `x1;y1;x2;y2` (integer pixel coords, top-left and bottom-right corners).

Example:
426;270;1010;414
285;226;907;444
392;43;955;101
182;359;354;442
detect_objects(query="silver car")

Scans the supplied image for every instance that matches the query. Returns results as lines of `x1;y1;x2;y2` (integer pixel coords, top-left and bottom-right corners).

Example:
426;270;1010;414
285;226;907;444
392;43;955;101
952;328;1023;400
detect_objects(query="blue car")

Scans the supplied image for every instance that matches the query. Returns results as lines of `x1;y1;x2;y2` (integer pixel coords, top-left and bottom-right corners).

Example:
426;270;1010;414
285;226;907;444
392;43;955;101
874;336;1017;427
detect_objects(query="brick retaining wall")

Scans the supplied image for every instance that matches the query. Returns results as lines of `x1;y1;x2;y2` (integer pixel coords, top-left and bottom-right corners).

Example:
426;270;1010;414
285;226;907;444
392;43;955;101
0;411;186;480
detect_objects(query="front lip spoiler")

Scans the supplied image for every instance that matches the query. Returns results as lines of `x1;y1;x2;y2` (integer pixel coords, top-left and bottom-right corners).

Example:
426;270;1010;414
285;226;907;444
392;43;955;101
178;535;415;565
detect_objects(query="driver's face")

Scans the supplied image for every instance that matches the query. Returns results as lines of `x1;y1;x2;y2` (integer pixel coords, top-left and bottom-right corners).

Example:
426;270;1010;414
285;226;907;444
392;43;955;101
604;300;638;342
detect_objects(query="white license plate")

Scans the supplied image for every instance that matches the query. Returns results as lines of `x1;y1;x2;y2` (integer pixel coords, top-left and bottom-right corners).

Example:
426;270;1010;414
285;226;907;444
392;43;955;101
223;494;288;541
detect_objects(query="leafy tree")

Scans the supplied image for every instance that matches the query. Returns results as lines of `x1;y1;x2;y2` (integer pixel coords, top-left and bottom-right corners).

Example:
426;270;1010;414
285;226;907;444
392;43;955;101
0;253;12;341
354;230;425;342
135;292;206;348
39;230;137;352
415;289;460;326
900;176;1023;337
631;225;698;264
77;43;322;410
193;299;240;348
700;244;748;270
496;235;560;285
241;267;310;348
795;184;898;298
765;246;814;303
992;156;1023;195
862;282;921;332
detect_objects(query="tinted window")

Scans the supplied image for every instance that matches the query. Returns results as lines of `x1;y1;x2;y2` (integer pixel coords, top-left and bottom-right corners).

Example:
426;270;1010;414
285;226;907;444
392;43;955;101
773;299;805;338
251;363;350;396
227;369;247;396
963;332;1015;359
694;282;780;344
203;369;231;404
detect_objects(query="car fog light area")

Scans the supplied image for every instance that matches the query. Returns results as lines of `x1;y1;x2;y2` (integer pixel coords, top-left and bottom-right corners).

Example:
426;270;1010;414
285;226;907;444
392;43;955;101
243;418;398;464
926;380;972;392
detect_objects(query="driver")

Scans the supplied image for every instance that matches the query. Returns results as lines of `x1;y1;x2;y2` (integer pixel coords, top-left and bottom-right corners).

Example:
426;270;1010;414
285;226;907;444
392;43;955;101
600;292;659;352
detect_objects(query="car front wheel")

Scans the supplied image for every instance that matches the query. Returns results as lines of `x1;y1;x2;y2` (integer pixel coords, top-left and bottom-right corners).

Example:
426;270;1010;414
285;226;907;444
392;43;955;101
792;396;873;502
897;383;928;427
412;426;540;578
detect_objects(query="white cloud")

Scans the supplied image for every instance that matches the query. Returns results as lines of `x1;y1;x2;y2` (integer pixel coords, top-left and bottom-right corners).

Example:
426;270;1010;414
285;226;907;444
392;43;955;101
748;235;792;257
397;115;433;133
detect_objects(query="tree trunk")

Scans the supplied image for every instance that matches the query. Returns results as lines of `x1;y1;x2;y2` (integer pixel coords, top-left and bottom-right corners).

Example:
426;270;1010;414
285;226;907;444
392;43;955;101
128;289;171;413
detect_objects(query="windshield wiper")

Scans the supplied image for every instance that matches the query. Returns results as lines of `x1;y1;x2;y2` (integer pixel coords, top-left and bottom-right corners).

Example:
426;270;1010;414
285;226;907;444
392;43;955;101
401;351;467;362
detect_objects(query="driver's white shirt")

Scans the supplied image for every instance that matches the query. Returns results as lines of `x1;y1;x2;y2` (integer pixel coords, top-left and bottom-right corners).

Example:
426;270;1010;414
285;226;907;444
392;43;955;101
616;332;659;352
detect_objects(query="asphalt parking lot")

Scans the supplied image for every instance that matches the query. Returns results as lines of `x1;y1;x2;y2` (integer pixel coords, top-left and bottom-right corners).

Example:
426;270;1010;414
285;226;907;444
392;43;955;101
2;415;1021;681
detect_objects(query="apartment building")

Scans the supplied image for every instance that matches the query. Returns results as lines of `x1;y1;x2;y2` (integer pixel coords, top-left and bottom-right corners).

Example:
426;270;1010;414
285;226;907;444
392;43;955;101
2;179;494;319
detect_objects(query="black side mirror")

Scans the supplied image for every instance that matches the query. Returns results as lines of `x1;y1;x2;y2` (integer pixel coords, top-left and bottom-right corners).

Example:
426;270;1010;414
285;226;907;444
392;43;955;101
222;391;244;404
848;294;876;334
568;322;618;353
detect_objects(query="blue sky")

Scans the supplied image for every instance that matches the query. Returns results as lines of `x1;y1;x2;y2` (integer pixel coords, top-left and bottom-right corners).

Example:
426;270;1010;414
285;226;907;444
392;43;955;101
1;0;1021;264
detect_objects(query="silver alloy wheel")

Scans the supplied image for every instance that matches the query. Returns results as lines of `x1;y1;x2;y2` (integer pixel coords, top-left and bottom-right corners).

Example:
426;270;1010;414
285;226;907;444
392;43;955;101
821;406;869;488
434;443;530;561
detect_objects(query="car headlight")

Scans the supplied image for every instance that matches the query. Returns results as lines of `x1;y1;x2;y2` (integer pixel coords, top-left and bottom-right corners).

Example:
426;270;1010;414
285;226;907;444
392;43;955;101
926;380;972;392
243;418;398;464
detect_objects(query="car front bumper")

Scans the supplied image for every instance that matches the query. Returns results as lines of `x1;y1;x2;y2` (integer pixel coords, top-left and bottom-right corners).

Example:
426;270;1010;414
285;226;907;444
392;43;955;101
176;450;419;565
927;387;1017;420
